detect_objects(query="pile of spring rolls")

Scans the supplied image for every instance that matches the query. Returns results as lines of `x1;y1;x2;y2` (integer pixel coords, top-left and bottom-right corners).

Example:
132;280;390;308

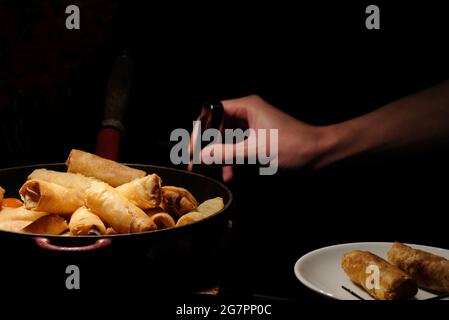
0;149;224;236
342;241;449;299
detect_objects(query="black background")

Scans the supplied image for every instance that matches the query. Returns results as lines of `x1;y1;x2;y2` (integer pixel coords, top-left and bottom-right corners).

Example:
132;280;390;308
1;0;449;309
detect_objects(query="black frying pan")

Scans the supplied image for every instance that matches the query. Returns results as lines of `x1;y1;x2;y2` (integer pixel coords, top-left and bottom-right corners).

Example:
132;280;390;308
0;163;233;294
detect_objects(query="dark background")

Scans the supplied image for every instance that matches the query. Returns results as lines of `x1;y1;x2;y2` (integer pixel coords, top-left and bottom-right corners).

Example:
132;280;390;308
1;0;449;303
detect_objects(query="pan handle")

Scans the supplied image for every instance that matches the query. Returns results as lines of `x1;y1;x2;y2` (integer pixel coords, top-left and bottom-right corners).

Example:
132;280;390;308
33;237;112;252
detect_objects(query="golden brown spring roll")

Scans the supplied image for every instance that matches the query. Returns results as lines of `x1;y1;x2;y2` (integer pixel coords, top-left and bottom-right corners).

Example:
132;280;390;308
69;206;107;235
197;197;224;215
0;206;49;232
0;221;33;233
85;182;156;233
28;169;96;200
116;174;162;209
105;227;117;235
66;149;146;187
149;213;175;229
342;250;417;300
19;180;83;215
388;242;449;293
161;186;198;219
0;186;4;203
175;211;205;227
22;215;68;235
145;207;165;216
30;168;160;211
175;197;224;227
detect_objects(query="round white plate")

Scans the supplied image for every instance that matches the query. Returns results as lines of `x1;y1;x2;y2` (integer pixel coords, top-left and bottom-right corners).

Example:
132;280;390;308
294;242;449;300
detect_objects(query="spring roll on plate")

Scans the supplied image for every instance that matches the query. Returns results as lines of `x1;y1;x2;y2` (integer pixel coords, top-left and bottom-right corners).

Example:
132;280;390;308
69;206;107;236
342;250;418;300
66;149;146;187
388;242;449;293
19;180;83;215
85;182;156;233
116;174;162;209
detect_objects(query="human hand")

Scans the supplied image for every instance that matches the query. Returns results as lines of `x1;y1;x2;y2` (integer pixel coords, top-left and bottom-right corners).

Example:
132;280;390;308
188;95;327;182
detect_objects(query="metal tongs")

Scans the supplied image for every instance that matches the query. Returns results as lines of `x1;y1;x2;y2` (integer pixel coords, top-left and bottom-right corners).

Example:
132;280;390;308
189;101;224;181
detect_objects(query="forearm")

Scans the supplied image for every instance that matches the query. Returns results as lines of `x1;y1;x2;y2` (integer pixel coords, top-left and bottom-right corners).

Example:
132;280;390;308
314;80;449;168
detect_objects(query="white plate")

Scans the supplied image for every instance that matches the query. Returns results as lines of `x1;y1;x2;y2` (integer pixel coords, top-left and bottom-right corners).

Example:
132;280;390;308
294;242;449;300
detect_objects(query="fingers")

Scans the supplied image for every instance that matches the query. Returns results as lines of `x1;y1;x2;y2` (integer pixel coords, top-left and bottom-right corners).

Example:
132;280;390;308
187;95;263;174
221;95;261;120
222;166;234;183
200;137;257;165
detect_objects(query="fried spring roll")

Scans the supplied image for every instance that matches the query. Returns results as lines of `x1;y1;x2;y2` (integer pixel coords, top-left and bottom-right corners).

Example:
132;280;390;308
0;186;4;203
22;215;68;235
149;213;175;229
175;197;224;227
19;180;83;215
0;221;33;232
175;211;206;227
0;207;49;232
105;227;117;235
161;186;198;219
388;242;449;293
69;206;107;235
342;250;417;300
30;168;160;211
116;174;162;209
197;197;224;215
28;169;96;200
85;182;156;233
66;149;146;187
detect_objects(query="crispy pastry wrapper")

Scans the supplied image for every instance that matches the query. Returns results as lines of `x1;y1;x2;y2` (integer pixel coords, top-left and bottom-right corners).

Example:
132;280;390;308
161;186;198;219
69;206;107;236
28;169;96;200
388;241;449;293
22;215;68;235
175;197;224;227
176;211;206;227
105;227;117;235
197;197;224;215
85;181;156;233
149;213;175;229
0;206;49;232
0;186;4;203
29;168;160;211
19;179;83;215
342;250;417;300
66;149;146;187
116;174;162;209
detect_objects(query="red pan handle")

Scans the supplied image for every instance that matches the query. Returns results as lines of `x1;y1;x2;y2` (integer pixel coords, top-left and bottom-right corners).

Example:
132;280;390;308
96;126;121;161
34;237;112;252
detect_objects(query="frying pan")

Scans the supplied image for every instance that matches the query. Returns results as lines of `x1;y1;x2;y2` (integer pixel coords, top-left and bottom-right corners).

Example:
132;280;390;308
0;163;233;294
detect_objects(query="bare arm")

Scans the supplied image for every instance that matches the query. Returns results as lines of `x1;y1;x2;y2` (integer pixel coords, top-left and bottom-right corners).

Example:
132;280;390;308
316;80;449;168
190;81;449;181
